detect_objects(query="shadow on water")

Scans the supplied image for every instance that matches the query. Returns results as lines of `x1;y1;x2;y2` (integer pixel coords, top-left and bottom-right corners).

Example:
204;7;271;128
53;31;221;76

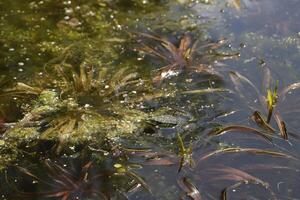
1;0;300;199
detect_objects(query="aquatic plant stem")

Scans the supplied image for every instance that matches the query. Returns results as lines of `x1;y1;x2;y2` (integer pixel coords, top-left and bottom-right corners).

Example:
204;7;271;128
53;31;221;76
266;106;273;123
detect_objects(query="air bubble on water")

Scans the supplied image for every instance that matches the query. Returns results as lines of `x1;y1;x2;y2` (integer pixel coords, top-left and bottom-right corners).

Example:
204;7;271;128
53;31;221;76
9;48;15;52
65;8;73;14
18;68;24;72
87;11;95;16
63;0;71;5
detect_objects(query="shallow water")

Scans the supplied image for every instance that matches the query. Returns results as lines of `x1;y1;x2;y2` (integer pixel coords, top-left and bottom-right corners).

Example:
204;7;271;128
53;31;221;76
1;0;300;199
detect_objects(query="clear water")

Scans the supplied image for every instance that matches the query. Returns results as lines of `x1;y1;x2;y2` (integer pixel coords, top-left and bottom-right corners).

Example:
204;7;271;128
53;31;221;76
0;0;300;199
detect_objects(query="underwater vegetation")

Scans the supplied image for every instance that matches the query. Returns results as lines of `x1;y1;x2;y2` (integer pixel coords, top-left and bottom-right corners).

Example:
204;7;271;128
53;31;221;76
133;32;239;83
227;67;300;140
4;156;150;200
1;56;167;155
0;32;299;200
0;32;201;169
14;160;109;200
1;30;299;199
1;0;300;199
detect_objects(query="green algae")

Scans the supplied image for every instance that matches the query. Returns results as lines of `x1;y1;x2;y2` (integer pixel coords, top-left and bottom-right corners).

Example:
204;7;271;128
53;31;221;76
5;127;40;141
0;0;225;175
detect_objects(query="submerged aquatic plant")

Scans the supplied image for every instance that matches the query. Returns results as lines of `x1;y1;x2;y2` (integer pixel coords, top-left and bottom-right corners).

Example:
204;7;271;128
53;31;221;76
146;136;295;199
9;157;152;200
229;67;300;140
209;124;273;143
133;32;238;83
14;160;109;200
192;143;295;199
208;165;276;200
1;43;197;158
177;133;194;173
2;83;42;96
2;88;151;155
123;129;296;199
1;42;167;142
113;162;151;193
39;44;162;103
6;142;178;200
266;81;278;123
51;62;143;101
177;177;201;200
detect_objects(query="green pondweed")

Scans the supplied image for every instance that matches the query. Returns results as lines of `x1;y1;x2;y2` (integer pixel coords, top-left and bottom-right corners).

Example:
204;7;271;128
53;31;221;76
266;81;278;123
177;133;195;173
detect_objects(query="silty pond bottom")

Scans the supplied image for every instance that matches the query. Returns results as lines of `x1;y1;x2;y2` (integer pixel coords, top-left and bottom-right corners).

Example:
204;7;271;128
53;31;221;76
0;0;300;199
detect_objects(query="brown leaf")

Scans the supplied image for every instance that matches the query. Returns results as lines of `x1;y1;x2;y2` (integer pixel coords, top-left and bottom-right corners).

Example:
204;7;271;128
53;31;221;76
143;157;174;166
198;147;294;164
274;113;288;140
252;111;276;133
179;35;192;52
178;177;202;200
209;125;272;143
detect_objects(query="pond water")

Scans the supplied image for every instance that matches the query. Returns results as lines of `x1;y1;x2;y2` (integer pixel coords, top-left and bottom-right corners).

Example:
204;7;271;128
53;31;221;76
0;0;300;199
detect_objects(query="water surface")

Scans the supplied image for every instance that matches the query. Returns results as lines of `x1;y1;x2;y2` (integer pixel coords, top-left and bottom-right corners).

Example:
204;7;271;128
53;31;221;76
1;0;300;199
